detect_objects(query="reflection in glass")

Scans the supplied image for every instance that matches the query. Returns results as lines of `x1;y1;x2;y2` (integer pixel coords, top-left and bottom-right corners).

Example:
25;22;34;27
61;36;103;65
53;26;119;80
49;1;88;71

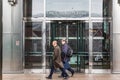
68;21;79;37
46;22;52;52
46;20;89;72
92;21;110;69
91;0;112;17
25;39;42;54
93;22;103;37
25;22;42;37
46;0;89;18
93;22;110;52
93;39;103;52
25;22;42;53
23;0;44;17
25;56;43;68
55;24;66;37
93;52;110;69
91;0;103;17
24;22;42;69
46;21;89;52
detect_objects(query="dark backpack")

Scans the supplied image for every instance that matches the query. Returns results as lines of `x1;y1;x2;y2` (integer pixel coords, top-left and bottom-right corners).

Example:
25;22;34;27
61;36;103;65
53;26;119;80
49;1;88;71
66;45;73;57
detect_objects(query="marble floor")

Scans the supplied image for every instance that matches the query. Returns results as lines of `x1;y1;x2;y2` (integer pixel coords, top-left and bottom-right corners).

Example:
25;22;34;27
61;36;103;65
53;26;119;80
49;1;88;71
3;73;120;80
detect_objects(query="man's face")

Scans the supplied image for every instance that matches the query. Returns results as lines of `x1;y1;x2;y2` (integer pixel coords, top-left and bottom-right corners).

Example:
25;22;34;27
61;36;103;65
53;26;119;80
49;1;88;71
61;40;65;45
52;41;57;47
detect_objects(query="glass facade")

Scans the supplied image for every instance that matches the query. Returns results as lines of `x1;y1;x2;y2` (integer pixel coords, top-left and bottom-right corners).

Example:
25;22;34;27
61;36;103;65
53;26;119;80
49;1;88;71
23;0;112;73
46;0;89;18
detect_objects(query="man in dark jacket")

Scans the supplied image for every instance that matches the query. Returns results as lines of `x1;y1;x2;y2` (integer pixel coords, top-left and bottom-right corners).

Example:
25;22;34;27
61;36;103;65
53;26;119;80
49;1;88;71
46;40;68;79
60;39;74;77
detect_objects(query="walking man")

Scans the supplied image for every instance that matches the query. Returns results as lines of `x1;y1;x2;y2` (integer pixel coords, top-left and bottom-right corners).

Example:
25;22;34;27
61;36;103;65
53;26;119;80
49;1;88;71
46;40;68;79
59;39;74;77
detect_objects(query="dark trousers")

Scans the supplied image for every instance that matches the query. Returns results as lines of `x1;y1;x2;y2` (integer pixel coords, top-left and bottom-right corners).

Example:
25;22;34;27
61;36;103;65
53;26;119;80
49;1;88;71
48;64;68;78
61;60;74;76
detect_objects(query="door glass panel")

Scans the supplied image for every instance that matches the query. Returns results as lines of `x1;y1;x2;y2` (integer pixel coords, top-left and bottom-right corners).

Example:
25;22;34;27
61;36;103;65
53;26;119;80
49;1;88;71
23;0;44;18
46;0;89;18
93;23;103;37
46;20;89;72
25;22;42;37
24;22;43;69
92;22;110;69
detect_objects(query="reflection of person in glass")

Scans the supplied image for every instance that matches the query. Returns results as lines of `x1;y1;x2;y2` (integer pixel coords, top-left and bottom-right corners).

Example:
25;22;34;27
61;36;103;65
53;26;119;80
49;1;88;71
59;39;74;77
46;41;68;79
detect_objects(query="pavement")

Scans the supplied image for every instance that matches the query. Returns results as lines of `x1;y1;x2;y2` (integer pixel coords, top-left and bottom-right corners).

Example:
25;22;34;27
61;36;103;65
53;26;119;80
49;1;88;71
3;73;120;80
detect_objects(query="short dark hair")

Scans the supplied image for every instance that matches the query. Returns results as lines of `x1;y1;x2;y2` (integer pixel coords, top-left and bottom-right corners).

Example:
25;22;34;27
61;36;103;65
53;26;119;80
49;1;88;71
61;38;67;43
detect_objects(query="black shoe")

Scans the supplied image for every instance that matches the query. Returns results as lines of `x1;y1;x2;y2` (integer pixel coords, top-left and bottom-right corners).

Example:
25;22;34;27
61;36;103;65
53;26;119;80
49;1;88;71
63;76;69;79
71;71;74;77
46;76;52;79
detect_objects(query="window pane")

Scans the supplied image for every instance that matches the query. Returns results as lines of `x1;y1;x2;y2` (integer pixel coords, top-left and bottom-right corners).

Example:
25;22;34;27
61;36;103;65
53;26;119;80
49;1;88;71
93;22;103;37
93;52;110;69
46;0;89;18
91;0;112;17
23;0;44;18
25;22;42;37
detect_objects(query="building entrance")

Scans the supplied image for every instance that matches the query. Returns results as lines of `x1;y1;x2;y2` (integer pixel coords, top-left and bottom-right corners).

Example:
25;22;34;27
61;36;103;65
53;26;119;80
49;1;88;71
24;20;111;73
46;20;89;73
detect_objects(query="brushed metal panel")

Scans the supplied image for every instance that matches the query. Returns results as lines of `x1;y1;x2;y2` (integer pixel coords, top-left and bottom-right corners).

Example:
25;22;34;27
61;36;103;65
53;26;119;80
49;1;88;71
3;34;12;72
113;34;120;72
12;34;23;71
112;0;120;73
3;0;12;33
3;0;23;73
12;0;23;33
0;0;2;79
113;0;120;33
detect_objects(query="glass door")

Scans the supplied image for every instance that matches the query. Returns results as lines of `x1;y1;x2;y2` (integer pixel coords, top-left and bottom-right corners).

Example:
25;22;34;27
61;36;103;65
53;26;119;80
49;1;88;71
23;21;44;73
46;20;89;73
91;21;111;73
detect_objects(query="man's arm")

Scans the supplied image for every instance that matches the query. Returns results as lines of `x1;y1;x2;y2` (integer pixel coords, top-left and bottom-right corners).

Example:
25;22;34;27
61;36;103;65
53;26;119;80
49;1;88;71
53;47;59;60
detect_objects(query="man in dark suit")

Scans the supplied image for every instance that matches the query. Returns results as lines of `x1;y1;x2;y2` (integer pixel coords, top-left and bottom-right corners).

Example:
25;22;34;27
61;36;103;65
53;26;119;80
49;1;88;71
59;39;74;77
46;40;68;79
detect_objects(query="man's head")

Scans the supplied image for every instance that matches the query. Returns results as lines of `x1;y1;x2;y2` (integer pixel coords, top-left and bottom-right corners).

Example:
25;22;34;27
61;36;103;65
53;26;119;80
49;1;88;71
52;40;58;47
61;38;67;45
